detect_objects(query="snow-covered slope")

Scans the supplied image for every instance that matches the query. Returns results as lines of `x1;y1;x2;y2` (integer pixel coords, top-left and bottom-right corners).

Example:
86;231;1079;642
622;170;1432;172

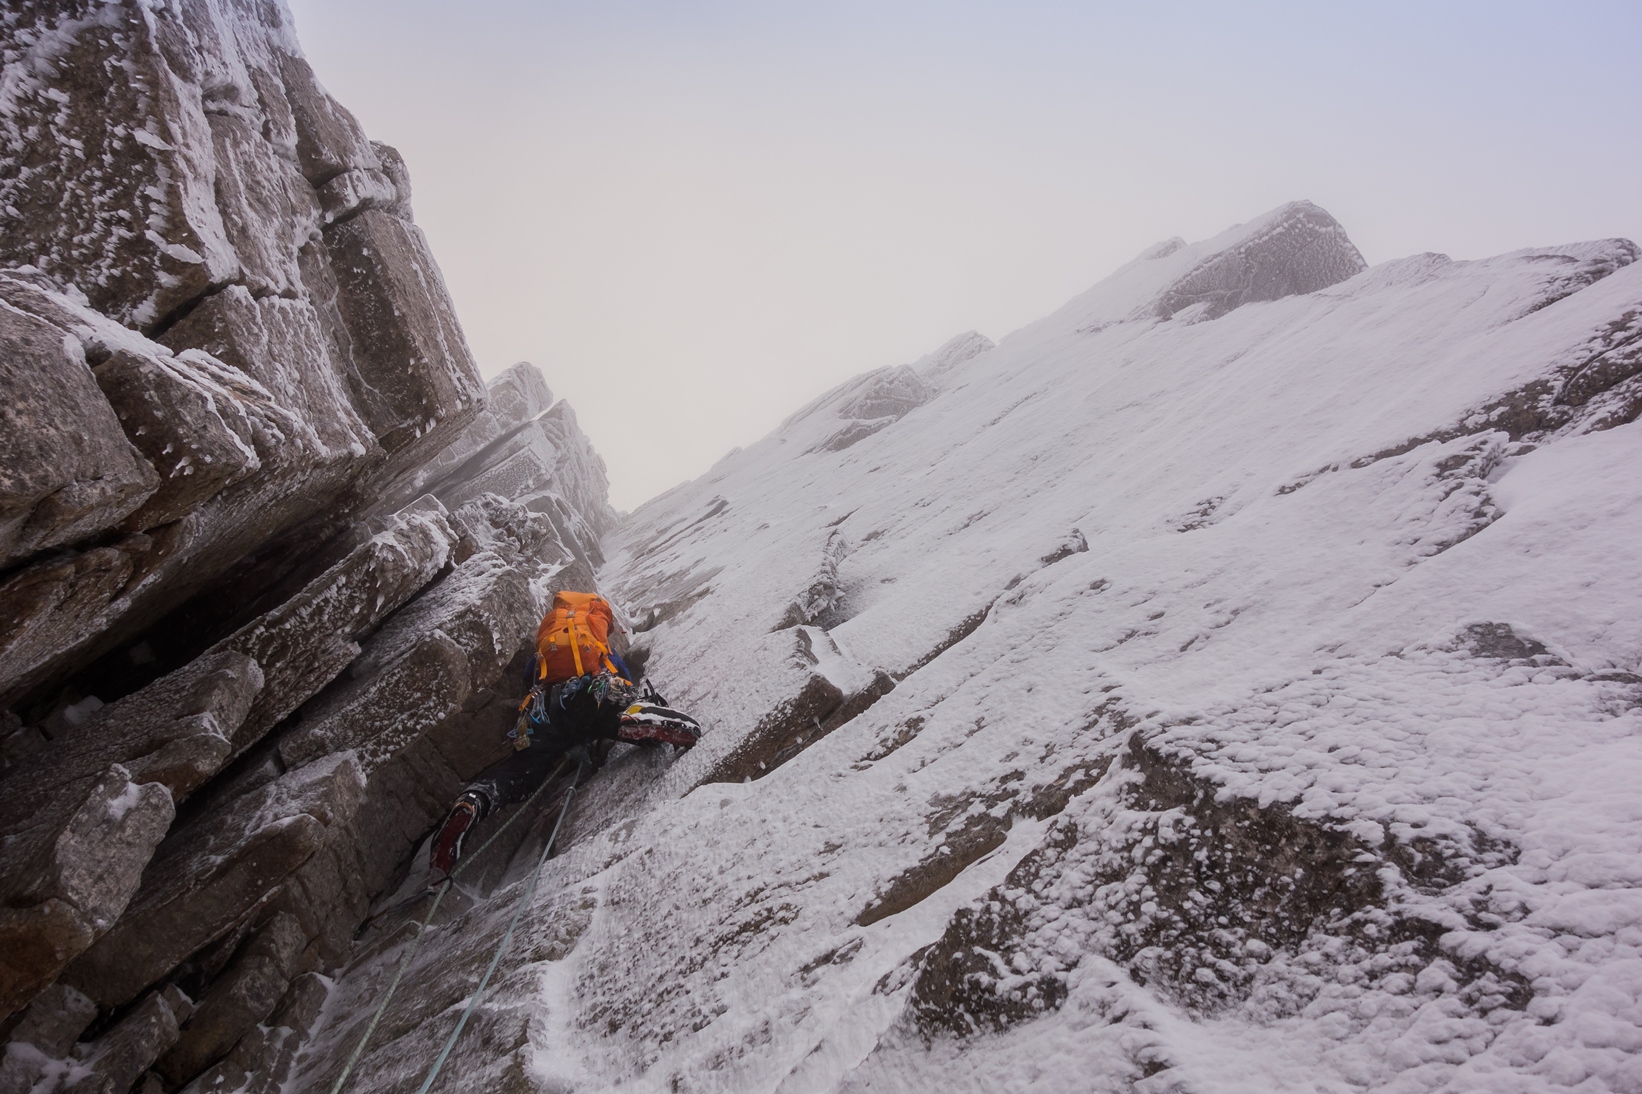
301;201;1642;1093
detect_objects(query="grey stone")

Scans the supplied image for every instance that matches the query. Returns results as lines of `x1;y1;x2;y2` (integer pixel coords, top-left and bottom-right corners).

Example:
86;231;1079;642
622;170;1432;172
0;3;238;330
369;142;415;222
263;730;465;970
62;1073;117;1094
66;754;363;1009
427;682;527;784
0;712;46;771
0;0;490;715
522;493;603;573
425;405;614;569
449;495;567;569
1152;200;1367;321
316;169;400;227
4;649;263;814
0;302;159;569
0;765;174;1022
291;235;390;438
916;330;995;378
816;417;897;454
275;52;379;186
700;673;847;785
528;401;618;540
208;502;459;753
352;545;539;692
0;278;382;712
322;209;485;461
0;0;627;1082
436;445;558;514
7;983;97;1057
368;362;557;521
776;530;848;629
0;549;142;707
278;631;472;774
0;645;263;1003
158;286;380;467
204;112;316;300
275;972;330;1033
156;913;305;1083
76;989;181;1094
0;276;141;377
486;362;554;426
807;364;934;453
178;973;327;1094
0;524;194;714
0;1039;50;1094
159;984;194;1025
259;520;588;969
92;351;261;531
838;365;932;421
254;547;547;966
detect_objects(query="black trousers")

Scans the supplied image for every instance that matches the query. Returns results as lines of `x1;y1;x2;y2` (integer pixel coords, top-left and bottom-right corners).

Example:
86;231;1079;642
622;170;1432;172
466;742;572;814
464;674;630;812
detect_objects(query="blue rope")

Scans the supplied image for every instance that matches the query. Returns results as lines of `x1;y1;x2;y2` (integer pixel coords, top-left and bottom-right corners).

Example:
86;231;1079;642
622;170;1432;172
327;756;573;1094
415;760;587;1094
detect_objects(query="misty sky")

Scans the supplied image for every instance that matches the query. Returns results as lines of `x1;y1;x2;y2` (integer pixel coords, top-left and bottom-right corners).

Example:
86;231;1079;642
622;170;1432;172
284;0;1642;511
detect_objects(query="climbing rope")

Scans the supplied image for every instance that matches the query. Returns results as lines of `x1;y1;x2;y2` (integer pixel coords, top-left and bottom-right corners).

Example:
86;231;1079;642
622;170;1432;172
415;759;587;1094
327;755;575;1094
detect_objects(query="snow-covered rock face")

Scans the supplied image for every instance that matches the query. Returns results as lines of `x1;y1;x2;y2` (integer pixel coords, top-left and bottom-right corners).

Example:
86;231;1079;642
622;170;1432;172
8;9;1637;1088
0;0;496;716
0;5;620;1092
331;206;1641;1093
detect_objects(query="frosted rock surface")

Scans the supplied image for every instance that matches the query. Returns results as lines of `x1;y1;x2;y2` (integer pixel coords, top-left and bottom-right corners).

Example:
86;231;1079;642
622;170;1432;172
916;329;995;378
0;300;159;567
1152;199;1367;320
295;206;1642;1094
0;6;619;1082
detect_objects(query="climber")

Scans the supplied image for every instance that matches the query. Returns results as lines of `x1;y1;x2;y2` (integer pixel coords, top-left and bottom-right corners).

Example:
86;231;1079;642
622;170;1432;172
428;591;701;874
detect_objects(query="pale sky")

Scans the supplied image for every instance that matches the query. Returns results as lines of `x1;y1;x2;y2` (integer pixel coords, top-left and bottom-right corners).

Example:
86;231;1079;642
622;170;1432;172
284;0;1642;511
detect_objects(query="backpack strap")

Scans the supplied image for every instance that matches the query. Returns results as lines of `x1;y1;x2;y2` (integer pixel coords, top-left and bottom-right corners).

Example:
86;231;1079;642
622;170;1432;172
569;610;587;677
566;609;615;677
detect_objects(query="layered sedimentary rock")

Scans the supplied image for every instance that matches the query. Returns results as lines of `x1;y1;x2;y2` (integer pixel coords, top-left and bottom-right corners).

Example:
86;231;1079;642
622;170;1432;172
0;4;619;1092
0;0;491;718
0;353;611;1090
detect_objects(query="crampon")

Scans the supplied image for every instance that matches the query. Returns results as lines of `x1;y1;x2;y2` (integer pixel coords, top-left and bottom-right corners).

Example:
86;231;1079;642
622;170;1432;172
617;703;702;747
429;793;481;874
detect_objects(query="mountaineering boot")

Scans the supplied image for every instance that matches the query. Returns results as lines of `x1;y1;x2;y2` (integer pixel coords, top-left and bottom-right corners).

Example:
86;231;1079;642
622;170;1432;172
430;792;485;874
617;703;702;748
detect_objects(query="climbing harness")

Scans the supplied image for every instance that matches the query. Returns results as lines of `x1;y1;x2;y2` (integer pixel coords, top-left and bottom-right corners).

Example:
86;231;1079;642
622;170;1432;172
327;756;580;1094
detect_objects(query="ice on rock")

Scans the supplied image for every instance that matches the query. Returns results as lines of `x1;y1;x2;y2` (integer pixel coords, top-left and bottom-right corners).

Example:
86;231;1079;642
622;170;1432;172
399;201;1636;1094
0;4;618;1085
917;330;996;380
1151;199;1367;320
4;3;1641;1088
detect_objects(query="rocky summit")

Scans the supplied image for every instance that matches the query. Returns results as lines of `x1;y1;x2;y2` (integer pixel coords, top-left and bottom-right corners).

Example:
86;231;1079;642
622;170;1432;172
3;4;1641;1094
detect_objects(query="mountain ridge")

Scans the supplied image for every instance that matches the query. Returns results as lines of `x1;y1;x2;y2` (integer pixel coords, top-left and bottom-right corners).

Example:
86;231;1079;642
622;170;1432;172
1;3;1638;1087
292;201;1642;1092
561;204;1642;1092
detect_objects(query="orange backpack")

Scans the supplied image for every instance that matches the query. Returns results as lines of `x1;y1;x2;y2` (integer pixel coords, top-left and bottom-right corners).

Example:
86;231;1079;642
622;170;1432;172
535;591;621;684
